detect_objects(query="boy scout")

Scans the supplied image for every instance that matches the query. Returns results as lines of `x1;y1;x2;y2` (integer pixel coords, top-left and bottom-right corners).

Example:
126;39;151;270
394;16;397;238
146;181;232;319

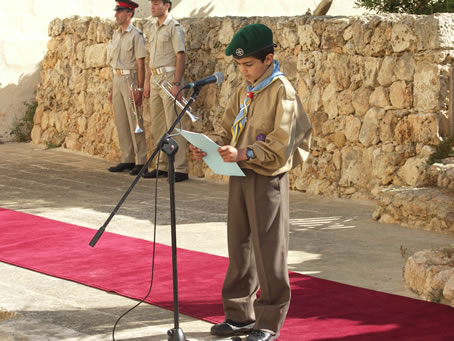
108;0;148;176
143;0;189;182
190;24;312;341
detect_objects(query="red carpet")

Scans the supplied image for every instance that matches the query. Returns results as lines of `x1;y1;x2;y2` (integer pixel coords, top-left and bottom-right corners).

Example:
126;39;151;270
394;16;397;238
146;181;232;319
1;208;454;340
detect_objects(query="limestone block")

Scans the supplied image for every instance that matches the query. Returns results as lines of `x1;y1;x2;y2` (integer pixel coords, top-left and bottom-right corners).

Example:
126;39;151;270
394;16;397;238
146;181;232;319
364;57;381;87
280;55;298;80
394;118;412;144
33;105;44;125
437;14;454;50
55;111;69;133
372;148;395;185
377;56;396;86
62;35;75;58
84;43;107;68
389;81;412;109
49;18;64;37
218;19;234;45
340;147;366;186
76;41;87;63
333;55;352;90
337;89;354;115
31;125;42;144
352;87;371;116
370;22;392;56
369;86;390;108
344;116;361;142
391;23;417;53
65;133;82;151
444;273;454;305
310;111;328;137
379;111;394;143
321;119;336;136
322;84;338;119
394;53;415;81
359;107;382;147
404;251;432;297
343;24;353;41
298;24;320;50
408;113;439;144
351;18;371;54
321;23;345;50
397;157;428;186
40;110;49;131
414;15;441;51
280;26;299;50
78;116;88;136
331;131;346;148
414;62;440;111
297;79;310;113
96;20;113;43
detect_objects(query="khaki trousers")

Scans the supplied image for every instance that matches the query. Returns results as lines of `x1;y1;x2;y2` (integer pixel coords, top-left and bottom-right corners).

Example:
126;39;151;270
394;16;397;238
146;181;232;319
222;169;291;335
112;73;147;165
149;72;188;173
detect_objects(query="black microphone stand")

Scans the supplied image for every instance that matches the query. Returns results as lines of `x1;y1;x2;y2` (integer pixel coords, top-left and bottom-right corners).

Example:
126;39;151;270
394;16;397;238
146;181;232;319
89;86;202;341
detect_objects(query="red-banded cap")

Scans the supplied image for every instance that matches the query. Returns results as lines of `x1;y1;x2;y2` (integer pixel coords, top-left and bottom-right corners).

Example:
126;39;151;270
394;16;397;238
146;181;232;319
114;0;139;11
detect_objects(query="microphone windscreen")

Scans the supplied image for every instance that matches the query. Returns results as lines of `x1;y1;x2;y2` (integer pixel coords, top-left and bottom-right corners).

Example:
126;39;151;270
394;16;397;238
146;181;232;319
214;72;225;84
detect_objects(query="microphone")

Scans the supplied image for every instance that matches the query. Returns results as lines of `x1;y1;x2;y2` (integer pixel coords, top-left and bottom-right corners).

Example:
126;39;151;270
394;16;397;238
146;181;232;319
184;72;224;89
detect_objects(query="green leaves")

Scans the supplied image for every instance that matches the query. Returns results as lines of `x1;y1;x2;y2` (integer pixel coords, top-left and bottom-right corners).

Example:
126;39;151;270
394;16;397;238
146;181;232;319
355;0;454;14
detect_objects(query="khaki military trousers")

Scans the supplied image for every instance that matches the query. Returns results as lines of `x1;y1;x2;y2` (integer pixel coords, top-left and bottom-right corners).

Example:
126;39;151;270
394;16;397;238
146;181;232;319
149;72;188;173
222;169;291;335
112;73;147;165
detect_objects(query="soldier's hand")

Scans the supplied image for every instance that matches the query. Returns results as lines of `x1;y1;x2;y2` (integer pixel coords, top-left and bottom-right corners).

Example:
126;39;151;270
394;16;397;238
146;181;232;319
144;84;150;99
170;84;183;101
134;91;143;107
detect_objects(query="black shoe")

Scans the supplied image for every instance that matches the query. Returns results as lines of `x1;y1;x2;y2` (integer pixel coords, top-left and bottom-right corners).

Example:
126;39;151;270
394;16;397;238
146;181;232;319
175;172;189;182
142;169;168;179
129;165;145;175
210;319;255;337
246;330;274;341
108;163;135;172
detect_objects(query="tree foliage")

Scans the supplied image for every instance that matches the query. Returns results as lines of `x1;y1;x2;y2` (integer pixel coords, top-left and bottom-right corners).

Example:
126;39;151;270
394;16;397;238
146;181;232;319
355;0;454;14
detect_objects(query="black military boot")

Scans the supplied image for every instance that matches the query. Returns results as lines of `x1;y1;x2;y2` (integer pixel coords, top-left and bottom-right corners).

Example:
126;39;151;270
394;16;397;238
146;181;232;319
108;163;135;172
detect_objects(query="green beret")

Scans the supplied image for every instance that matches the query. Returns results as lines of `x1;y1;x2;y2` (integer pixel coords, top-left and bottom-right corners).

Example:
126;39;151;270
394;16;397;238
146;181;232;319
225;23;276;58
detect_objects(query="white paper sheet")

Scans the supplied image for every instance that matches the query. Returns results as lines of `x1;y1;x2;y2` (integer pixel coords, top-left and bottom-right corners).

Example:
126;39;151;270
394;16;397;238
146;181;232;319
177;129;245;176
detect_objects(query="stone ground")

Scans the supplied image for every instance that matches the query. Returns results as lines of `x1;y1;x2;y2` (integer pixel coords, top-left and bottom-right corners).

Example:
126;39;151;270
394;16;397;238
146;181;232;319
1;142;454;340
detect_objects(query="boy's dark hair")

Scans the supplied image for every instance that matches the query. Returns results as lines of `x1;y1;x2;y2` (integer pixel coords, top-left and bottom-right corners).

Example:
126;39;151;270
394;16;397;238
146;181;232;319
248;46;275;62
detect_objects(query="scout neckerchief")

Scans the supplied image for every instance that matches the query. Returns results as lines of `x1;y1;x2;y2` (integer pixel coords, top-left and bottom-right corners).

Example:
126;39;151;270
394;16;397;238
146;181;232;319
231;60;284;147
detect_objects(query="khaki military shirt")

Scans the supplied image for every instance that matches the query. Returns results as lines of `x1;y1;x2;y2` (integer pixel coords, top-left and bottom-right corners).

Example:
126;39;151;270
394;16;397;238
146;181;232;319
210;62;312;177
109;24;147;70
149;14;185;69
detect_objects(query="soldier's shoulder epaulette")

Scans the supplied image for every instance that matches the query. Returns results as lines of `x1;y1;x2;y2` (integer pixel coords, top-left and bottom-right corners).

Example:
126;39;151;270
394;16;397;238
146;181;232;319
133;27;144;36
171;18;182;26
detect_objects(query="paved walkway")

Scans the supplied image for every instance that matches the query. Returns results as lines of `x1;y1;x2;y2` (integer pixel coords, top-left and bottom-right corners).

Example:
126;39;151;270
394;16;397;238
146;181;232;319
1;142;453;340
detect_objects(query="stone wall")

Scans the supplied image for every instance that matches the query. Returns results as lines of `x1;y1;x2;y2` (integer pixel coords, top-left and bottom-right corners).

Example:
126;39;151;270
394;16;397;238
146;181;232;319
32;14;454;198
404;245;454;306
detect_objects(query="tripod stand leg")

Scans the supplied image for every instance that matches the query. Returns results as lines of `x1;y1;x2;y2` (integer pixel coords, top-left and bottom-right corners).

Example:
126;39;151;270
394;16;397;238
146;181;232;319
162;136;186;341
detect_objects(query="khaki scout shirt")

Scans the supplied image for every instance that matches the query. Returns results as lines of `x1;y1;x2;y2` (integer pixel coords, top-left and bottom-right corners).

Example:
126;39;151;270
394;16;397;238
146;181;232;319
109;24;147;70
149;13;185;69
210;62;312;177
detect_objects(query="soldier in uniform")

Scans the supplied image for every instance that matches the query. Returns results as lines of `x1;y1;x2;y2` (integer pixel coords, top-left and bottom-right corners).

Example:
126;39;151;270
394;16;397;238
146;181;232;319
190;24;312;341
108;0;148;176
143;0;189;182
